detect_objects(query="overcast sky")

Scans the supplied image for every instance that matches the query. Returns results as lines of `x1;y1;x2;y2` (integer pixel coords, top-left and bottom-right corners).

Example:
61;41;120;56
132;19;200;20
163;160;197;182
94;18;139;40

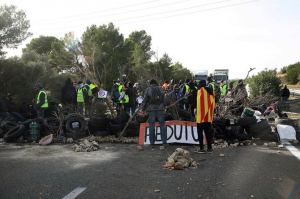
2;0;300;78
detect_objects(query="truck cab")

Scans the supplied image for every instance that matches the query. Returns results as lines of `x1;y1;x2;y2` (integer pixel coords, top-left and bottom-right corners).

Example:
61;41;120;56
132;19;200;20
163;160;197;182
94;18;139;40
194;70;208;82
213;69;229;83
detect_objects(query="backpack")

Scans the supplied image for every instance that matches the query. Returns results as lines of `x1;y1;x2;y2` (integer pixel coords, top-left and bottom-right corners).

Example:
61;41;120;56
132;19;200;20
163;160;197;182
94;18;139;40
150;86;164;105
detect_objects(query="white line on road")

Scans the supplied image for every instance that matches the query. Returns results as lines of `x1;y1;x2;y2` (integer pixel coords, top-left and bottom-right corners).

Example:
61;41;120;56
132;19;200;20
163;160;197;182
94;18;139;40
62;187;87;199
284;142;300;161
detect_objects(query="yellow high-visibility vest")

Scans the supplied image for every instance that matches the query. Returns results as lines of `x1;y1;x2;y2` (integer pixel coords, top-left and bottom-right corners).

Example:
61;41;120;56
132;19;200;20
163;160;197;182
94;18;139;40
77;87;86;103
37;90;48;108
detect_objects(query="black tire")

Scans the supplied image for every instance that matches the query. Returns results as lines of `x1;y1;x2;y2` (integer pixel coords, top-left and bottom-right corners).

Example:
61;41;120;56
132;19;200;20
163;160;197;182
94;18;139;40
237;117;257;128
108;122;123;135
88;116;107;133
224;126;244;141
0;121;18;133
178;109;192;121
65;114;86;139
245;119;278;141
45;117;60;133
136;114;148;123
164;113;173;121
125;121;140;137
0;128;4;138
93;130;111;136
4;124;25;142
10;112;26;122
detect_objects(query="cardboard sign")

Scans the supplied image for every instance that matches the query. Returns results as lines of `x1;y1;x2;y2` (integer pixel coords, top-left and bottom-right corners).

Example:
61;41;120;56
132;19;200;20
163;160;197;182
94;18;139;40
138;120;207;145
98;89;108;98
136;96;144;104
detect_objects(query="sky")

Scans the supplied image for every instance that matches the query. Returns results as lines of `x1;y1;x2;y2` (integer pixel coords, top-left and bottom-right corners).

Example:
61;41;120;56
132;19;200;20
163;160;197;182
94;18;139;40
2;0;300;79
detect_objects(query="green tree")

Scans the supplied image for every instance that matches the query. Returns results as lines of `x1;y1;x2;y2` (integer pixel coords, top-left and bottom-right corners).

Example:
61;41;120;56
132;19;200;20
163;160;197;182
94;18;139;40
156;53;172;80
286;62;300;84
248;69;281;97
22;36;73;72
81;23;126;88
170;62;192;81
0;5;31;55
23;36;60;54
127;30;153;61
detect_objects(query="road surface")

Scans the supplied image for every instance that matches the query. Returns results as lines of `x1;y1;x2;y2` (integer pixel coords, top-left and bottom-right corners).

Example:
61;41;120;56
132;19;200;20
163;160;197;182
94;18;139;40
0;142;299;199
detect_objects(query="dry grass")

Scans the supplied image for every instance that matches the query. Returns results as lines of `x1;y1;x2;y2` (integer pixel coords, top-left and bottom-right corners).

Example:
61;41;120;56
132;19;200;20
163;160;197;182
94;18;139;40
287;84;300;89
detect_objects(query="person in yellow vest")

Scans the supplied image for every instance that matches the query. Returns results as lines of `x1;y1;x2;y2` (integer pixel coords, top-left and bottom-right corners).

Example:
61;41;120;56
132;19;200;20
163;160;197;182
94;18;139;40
195;80;215;153
77;81;88;115
85;80;99;116
220;80;228;97
35;83;48;119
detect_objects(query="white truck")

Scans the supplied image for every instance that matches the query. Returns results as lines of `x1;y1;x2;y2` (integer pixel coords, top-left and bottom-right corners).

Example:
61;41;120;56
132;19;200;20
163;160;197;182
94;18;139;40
194;70;208;82
213;69;229;83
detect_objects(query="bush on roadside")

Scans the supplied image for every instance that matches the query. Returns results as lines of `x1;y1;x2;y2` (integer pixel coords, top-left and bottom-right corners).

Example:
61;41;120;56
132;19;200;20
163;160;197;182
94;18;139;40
248;69;281;97
286;62;300;84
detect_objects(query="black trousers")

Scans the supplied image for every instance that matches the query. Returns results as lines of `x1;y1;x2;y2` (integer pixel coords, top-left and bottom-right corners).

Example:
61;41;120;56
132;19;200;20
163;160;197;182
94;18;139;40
197;122;213;150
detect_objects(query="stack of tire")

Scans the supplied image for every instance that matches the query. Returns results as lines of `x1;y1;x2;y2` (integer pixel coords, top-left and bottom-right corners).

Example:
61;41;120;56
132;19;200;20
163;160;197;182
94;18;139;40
108;112;130;136
213;117;250;142
88;116;110;136
0;121;25;142
64;113;87;140
0;112;29;142
238;117;279;142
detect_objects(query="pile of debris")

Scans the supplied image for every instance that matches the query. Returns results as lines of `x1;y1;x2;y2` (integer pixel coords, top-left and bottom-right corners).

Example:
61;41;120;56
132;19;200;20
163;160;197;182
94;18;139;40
163;148;198;170
93;135;138;144
72;138;100;152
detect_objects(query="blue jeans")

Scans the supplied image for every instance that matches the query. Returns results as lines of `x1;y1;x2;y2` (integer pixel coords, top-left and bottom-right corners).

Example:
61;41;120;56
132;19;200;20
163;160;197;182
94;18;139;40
148;110;167;145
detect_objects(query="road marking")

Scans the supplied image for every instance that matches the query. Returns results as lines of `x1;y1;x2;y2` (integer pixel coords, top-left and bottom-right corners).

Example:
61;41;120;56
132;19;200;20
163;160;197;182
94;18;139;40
284;142;300;161
62;187;86;199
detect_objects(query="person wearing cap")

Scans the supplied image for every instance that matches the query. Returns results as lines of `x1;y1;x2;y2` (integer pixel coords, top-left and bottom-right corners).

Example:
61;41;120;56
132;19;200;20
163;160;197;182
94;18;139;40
77;81;88;115
35;83;48;119
195;80;215;153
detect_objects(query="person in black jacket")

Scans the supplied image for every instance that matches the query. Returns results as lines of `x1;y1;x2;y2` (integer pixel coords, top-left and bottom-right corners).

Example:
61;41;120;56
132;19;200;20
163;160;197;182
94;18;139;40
141;79;167;148
127;81;137;115
61;78;77;110
281;85;290;101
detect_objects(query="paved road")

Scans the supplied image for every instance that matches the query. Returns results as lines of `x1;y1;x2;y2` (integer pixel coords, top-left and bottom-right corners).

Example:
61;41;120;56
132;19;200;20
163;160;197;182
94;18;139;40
290;89;300;96
0;142;299;199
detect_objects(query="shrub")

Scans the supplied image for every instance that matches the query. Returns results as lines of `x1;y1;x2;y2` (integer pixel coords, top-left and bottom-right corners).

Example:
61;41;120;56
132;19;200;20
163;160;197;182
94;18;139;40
280;66;287;74
286;62;300;84
248;70;281;97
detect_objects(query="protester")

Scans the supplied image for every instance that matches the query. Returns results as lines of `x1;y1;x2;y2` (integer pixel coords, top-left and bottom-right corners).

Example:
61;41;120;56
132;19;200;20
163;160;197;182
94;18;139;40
281;85;290;101
188;80;198;120
61;78;77;110
232;79;248;105
142;79;167;149
127;81;137;115
35;83;48;119
195;80;215;153
220;80;228;97
76;81;88;115
121;82;130;114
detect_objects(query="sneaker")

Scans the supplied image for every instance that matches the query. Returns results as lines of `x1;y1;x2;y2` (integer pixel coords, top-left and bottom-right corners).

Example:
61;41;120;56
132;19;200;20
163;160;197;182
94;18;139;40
194;149;206;154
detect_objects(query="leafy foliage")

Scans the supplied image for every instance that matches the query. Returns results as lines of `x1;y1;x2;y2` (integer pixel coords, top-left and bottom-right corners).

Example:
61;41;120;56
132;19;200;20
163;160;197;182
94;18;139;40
286;62;300;84
248;70;281;97
0;5;31;55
